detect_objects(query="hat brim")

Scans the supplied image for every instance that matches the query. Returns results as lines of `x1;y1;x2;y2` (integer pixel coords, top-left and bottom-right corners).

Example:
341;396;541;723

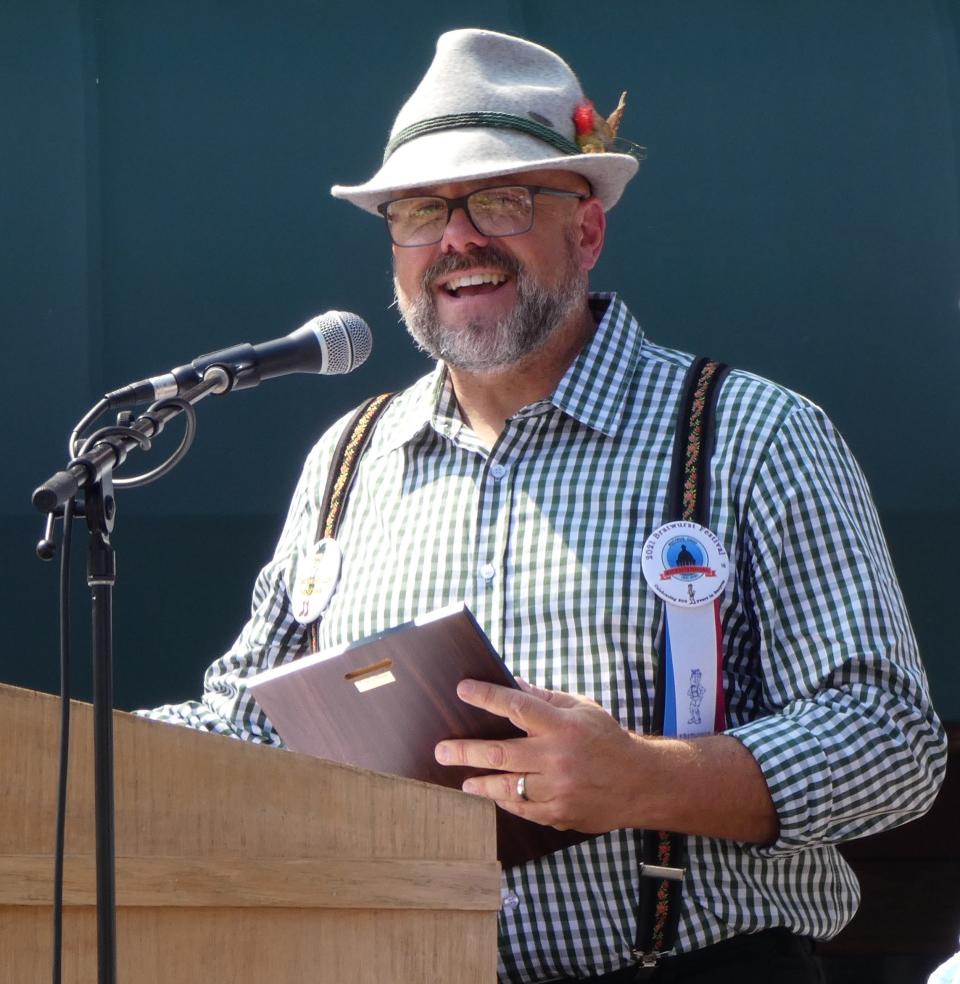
331;127;639;215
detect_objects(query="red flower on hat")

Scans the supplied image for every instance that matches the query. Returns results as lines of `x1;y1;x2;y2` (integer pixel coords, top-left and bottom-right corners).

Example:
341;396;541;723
573;99;596;136
573;92;628;153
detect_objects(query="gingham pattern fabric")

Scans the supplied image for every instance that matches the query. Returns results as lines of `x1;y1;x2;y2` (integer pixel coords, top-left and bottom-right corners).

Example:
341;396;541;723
142;294;946;982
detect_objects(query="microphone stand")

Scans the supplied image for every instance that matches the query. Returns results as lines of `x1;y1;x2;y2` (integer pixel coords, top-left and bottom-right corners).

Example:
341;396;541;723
87;471;118;983
33;367;231;984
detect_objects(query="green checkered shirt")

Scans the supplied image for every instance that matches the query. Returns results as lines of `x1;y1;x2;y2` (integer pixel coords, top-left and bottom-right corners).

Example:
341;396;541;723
145;294;946;982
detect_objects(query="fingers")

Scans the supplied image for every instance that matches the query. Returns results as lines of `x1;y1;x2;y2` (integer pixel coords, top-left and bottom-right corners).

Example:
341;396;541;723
462;771;531;804
455;679;579;731
433;681;567;780
435;680;625;833
457;679;556;730
435;733;543;772
515;677;577;707
435;680;600;777
459;771;575;831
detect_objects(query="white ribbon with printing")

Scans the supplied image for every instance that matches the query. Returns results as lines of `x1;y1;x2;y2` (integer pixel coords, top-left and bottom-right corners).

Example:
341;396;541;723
641;521;729;738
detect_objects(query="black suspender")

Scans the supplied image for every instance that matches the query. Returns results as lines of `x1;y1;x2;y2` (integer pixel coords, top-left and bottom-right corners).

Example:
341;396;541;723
633;357;731;971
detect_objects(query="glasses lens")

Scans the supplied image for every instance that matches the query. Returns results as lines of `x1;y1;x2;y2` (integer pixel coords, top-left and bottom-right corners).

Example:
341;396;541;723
384;197;447;246
468;186;533;237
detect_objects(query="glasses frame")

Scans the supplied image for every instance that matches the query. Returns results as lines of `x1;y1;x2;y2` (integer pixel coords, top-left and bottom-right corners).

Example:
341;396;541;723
377;184;589;247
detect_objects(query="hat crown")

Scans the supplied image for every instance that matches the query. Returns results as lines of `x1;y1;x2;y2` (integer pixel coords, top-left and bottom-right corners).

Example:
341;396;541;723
391;29;583;142
330;28;639;214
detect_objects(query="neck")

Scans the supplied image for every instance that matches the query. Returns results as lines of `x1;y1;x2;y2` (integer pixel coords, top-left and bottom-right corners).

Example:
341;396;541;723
446;301;597;449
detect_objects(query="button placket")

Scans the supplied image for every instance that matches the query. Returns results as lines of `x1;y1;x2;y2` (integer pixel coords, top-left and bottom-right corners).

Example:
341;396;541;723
470;448;518;655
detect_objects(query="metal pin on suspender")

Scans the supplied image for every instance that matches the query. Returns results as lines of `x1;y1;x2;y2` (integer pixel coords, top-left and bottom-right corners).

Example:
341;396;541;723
639;862;686;882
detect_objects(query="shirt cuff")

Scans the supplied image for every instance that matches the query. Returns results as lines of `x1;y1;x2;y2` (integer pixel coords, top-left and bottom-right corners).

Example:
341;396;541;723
726;713;833;858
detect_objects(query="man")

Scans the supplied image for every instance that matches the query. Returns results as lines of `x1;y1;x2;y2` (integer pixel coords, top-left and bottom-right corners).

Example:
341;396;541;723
145;29;946;983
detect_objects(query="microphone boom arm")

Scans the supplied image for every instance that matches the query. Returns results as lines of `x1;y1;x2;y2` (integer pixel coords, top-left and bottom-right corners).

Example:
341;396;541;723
33;366;231;515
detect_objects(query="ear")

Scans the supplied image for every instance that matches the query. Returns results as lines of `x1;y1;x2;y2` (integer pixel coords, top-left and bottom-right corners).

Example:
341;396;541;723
573;197;606;271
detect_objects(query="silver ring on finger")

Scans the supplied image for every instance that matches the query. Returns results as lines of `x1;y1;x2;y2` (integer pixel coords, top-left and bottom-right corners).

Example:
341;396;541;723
516;773;529;801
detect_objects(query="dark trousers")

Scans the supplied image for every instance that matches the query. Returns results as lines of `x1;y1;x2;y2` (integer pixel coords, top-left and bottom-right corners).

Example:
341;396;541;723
552;929;825;983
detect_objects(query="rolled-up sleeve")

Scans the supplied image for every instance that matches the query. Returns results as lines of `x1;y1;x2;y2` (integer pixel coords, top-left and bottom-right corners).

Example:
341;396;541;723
727;404;946;857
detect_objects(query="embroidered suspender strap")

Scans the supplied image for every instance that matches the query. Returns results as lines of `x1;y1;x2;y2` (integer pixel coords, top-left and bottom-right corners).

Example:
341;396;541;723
307;392;397;652
633;357;730;972
666;357;731;529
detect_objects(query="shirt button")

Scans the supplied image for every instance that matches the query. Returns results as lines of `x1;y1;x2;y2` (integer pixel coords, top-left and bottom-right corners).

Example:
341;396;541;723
502;891;520;911
490;463;507;480
479;562;496;581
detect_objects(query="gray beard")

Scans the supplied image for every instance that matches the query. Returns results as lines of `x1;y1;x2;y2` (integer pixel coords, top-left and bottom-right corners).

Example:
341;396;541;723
394;238;585;374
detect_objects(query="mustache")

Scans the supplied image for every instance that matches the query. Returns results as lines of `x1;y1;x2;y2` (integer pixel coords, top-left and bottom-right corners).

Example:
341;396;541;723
421;246;523;291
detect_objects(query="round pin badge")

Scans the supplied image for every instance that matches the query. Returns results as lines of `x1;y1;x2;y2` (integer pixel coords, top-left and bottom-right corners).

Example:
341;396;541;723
289;537;343;624
641;521;729;608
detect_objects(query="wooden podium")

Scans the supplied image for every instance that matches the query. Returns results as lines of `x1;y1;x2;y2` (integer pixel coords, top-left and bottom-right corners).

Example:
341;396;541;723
0;684;500;982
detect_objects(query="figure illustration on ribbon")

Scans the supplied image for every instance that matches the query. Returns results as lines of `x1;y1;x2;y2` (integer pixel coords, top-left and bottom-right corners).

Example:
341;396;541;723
688;668;706;726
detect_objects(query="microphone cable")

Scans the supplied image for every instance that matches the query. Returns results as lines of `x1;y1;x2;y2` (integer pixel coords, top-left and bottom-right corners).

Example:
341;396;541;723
51;496;75;984
69;395;199;490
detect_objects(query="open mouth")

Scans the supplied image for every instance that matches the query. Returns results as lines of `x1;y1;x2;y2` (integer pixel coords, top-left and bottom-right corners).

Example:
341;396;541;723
439;271;510;299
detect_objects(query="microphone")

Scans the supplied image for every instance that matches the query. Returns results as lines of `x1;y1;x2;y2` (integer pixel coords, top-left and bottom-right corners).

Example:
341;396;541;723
103;310;373;409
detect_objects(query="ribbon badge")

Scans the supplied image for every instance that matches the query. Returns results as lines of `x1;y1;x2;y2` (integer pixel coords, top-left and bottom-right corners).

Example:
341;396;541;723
642;520;730;737
641;521;729;608
288;537;343;626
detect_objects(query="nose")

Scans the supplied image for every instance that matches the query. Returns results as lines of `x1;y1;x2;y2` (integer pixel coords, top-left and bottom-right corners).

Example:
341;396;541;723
439;204;490;254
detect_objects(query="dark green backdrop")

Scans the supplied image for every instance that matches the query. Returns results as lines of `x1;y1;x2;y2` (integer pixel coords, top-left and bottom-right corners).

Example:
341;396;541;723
3;1;958;726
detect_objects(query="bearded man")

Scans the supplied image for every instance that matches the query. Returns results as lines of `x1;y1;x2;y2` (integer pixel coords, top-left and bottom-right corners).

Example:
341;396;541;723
144;28;946;984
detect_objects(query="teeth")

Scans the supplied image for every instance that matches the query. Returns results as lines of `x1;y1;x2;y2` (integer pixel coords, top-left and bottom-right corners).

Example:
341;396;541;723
444;272;507;292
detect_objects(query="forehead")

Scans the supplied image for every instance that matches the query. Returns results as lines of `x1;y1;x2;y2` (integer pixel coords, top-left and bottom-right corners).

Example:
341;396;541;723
394;169;590;200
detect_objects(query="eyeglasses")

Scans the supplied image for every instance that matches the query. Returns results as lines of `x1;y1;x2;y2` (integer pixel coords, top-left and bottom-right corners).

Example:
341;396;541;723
377;184;588;247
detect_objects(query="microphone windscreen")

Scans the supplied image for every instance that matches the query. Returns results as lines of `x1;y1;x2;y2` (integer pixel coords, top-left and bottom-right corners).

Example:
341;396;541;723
309;311;373;374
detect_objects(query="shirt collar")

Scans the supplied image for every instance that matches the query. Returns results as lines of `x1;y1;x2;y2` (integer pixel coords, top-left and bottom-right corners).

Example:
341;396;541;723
548;292;645;437
365;361;450;459
368;292;645;457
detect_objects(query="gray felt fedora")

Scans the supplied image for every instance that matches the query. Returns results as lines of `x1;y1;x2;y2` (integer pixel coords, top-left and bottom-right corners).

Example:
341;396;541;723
331;28;640;215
